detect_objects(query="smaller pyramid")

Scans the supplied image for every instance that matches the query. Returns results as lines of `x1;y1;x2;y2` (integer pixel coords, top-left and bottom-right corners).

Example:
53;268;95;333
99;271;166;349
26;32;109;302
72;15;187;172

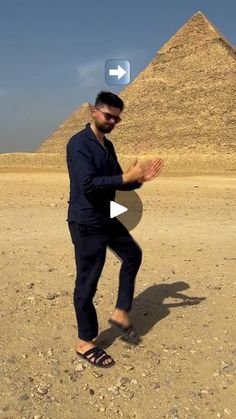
36;102;92;153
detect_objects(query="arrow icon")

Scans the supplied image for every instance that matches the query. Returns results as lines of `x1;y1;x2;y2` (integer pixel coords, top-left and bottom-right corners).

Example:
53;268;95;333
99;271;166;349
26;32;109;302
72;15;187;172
110;201;128;218
106;60;130;85
109;65;127;80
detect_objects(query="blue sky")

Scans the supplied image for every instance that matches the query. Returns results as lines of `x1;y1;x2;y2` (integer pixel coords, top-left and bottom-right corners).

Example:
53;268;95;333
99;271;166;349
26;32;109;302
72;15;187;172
0;0;235;153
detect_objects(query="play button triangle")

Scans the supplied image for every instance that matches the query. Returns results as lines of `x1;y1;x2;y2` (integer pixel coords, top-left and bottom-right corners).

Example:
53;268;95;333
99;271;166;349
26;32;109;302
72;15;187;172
110;201;128;218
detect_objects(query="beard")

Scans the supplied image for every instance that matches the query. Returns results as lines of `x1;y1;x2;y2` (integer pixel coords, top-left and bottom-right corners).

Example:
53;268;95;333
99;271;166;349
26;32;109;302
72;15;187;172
94;120;115;133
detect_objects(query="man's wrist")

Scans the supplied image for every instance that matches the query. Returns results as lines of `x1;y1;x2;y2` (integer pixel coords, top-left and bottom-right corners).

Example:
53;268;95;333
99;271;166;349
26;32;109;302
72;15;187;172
122;173;130;184
122;173;144;184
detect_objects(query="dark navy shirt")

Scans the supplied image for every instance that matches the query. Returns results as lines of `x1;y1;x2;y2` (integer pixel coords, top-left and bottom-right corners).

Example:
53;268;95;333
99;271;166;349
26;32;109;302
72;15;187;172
66;122;143;224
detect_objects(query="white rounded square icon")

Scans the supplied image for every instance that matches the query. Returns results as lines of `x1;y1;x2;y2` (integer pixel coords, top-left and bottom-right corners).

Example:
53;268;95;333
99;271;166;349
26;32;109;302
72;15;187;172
105;59;130;85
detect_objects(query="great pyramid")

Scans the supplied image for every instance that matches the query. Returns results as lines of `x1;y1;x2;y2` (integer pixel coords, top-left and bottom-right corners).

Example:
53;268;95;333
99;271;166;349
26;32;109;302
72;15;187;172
37;11;236;156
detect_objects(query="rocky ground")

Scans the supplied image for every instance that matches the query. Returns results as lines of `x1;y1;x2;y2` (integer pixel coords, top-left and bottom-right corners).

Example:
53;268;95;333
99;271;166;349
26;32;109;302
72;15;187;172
0;170;235;419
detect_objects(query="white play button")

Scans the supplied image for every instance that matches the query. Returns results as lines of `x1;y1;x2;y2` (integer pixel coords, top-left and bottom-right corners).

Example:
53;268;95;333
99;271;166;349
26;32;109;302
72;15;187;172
110;201;128;218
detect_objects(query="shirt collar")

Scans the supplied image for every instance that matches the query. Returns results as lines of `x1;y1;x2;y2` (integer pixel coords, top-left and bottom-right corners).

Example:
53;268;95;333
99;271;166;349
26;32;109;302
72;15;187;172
85;122;108;147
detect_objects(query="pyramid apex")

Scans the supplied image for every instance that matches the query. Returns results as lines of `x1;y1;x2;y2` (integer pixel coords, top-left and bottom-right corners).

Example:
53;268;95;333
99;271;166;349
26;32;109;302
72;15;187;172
79;101;92;109
195;11;207;18
188;10;219;29
158;11;234;55
36;101;93;153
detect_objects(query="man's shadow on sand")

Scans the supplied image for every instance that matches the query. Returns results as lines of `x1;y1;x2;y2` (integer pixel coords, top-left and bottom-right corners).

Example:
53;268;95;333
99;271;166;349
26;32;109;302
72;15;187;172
96;281;206;349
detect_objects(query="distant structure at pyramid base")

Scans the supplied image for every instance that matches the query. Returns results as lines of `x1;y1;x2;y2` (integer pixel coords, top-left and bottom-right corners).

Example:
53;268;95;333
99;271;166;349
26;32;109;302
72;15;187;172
36;11;236;156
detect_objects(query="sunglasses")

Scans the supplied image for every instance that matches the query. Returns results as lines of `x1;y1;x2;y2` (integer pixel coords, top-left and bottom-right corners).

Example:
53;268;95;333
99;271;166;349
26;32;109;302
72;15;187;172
95;107;122;124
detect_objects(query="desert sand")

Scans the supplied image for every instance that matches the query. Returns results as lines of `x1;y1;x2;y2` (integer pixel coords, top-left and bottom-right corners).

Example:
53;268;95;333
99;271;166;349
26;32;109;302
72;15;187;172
0;170;235;419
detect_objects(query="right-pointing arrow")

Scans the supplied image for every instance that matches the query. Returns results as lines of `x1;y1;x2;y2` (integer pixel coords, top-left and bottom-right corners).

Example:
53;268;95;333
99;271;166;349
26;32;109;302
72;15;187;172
109;65;127;80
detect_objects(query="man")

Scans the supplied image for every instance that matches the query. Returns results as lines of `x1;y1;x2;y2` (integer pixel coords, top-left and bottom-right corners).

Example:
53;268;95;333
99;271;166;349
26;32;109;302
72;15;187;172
66;91;164;368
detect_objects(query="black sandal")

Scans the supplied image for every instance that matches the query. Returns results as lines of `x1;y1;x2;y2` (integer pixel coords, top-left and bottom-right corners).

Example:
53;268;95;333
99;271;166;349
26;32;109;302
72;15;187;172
108;319;141;345
76;346;115;368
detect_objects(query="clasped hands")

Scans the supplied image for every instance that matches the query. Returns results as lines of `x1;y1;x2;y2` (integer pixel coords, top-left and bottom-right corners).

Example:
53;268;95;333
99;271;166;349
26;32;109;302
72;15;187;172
122;157;165;184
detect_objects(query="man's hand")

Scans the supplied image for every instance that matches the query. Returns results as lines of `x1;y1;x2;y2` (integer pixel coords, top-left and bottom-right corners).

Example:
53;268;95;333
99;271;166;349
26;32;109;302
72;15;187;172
142;158;164;182
122;157;165;184
122;158;147;183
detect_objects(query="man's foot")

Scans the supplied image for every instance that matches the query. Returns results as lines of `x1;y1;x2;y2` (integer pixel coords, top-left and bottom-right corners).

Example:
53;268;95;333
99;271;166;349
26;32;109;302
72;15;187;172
109;308;136;338
75;340;114;366
109;308;140;344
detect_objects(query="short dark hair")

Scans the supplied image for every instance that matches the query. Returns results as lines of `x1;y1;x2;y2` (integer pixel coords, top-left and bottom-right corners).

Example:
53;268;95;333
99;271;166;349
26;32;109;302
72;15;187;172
95;91;124;111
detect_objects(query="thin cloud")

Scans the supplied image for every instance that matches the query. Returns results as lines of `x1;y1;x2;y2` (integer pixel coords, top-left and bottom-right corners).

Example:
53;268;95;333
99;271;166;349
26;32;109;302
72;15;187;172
76;47;146;89
77;58;105;88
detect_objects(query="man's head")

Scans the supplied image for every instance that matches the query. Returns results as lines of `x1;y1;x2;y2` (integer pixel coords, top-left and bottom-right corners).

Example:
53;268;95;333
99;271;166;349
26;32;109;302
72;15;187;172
91;91;124;134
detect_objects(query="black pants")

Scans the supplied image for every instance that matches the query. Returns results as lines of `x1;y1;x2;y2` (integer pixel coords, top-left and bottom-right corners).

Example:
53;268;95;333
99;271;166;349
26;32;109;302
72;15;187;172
67;218;142;341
